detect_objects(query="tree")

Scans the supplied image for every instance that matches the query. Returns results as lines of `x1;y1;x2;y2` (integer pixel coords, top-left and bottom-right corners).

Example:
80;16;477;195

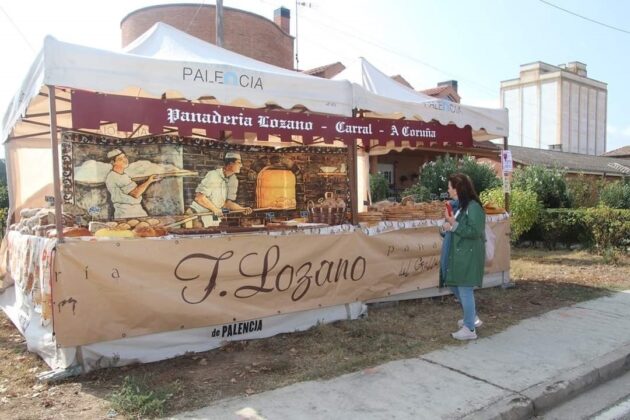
370;173;390;202
512;165;570;208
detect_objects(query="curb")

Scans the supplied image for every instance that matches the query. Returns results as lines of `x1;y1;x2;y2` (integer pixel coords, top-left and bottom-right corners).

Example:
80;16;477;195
463;342;630;420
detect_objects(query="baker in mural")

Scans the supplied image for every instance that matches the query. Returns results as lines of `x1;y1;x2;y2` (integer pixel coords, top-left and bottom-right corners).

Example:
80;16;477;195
105;149;162;219
189;151;253;226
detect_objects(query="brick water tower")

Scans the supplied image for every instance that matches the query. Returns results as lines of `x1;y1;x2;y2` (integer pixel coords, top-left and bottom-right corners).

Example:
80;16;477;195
121;4;294;69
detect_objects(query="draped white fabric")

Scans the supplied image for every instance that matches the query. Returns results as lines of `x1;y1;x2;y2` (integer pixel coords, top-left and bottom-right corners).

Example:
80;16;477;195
334;57;509;140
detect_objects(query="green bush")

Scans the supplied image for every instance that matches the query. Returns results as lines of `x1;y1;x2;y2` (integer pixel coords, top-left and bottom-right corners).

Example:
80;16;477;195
582;207;630;250
0;208;7;233
459;156;501;195
480;187;541;241
417;155;501;199
520;209;593;249
512;165;570;208
418;155;458;198
599;180;630;209
0;159;6;185
566;174;605;208
401;183;431;202
370;173;390;202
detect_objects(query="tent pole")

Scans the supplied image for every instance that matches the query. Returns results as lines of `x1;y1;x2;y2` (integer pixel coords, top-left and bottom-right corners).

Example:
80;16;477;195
348;108;359;225
503;136;510;213
48;85;65;243
349;138;358;225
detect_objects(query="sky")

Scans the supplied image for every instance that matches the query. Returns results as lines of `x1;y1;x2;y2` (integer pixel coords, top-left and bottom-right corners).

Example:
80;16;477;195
0;0;628;152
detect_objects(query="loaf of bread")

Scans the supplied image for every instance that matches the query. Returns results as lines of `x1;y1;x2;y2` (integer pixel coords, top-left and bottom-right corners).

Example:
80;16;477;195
48;226;92;238
133;226;167;237
94;228;135;238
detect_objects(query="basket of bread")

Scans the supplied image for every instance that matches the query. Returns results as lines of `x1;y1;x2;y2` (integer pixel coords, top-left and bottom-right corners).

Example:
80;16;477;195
483;203;507;215
307;192;347;225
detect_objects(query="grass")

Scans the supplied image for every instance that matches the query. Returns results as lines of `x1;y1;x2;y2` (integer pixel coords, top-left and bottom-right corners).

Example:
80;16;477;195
0;247;628;418
109;375;182;418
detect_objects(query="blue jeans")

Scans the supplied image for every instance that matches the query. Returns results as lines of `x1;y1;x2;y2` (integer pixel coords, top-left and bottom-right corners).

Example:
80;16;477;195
450;286;477;331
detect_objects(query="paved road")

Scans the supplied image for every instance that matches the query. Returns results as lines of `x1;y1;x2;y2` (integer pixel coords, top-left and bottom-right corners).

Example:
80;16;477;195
541;369;630;419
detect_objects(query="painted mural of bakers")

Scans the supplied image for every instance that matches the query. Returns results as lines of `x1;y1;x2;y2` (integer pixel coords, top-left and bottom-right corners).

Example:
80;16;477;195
105;149;161;219
189;151;253;227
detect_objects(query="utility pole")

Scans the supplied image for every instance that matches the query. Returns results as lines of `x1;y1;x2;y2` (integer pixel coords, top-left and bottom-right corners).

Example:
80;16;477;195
216;0;224;47
294;1;312;70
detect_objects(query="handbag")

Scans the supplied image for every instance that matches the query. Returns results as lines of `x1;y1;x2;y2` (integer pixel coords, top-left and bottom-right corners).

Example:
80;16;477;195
485;224;496;264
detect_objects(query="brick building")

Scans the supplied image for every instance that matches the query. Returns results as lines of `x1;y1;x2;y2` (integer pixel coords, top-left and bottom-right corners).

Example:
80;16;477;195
303;62;346;79
121;4;294;69
420;80;461;103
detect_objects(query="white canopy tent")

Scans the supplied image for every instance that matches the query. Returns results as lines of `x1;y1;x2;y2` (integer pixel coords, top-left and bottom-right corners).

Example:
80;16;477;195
0;23;512;376
2;22;354;144
1;23;358;222
333;57;509;142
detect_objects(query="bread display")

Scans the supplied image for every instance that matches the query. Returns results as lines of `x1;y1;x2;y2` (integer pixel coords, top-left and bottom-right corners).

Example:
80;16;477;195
483;203;507;214
48;227;92;238
10;208;79;237
133;226;168;237
94;228;135;238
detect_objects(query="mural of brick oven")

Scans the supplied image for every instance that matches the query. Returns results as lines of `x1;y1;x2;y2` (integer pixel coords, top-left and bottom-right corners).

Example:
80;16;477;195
256;166;297;210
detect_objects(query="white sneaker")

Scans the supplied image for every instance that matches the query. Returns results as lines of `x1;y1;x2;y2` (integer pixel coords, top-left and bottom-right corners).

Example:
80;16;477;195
458;316;483;329
451;326;477;340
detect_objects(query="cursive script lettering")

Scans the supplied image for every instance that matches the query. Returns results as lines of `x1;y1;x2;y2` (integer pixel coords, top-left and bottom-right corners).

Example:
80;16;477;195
173;245;367;304
236;246;279;298
174;251;234;304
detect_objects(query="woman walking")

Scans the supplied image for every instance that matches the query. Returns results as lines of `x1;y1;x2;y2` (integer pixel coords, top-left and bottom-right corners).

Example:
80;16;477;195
442;173;486;340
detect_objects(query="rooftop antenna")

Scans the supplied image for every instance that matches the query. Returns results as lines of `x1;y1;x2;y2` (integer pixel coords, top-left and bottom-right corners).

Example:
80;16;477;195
216;0;224;47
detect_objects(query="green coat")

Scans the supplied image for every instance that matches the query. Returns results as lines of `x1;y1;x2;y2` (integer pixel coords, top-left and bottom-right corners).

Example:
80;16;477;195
444;201;486;287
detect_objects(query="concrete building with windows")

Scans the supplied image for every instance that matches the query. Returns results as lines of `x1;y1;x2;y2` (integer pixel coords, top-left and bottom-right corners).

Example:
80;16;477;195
501;61;607;155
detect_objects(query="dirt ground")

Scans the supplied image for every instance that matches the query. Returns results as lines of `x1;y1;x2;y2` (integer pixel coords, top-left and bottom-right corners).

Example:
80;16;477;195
0;248;628;419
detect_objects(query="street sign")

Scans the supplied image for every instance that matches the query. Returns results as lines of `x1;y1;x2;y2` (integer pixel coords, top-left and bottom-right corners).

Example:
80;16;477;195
501;150;513;173
503;176;511;194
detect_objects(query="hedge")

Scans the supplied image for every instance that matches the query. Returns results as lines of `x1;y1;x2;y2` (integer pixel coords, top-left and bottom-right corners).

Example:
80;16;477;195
519;207;630;250
583;207;630;250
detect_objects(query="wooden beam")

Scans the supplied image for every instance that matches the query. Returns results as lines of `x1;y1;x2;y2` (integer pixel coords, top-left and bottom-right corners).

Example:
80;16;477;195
8;130;53;141
38;91;72;103
48;86;65;243
24;110;72;118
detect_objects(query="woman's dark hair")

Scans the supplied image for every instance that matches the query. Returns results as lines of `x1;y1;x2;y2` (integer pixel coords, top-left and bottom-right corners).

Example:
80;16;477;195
448;173;481;211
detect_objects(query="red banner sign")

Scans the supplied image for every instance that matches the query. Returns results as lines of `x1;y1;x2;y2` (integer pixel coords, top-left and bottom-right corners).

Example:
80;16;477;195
71;91;473;148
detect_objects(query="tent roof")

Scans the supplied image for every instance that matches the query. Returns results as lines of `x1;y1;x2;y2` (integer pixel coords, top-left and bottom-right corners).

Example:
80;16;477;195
334;57;509;141
2;23;353;143
2;25;507;144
